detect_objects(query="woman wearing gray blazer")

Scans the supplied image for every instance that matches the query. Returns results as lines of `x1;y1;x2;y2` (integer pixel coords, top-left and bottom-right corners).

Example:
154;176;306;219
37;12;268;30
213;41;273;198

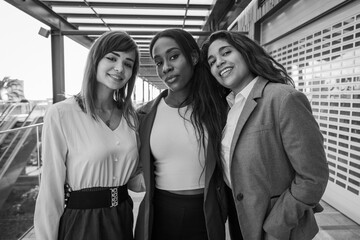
202;30;329;240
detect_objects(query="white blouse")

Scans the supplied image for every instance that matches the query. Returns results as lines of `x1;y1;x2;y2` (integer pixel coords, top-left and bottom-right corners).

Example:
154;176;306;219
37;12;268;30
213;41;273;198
222;77;258;188
34;97;139;240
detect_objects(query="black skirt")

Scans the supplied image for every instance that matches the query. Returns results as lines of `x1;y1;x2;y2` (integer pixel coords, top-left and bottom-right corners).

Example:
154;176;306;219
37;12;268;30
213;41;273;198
152;188;208;240
58;186;134;240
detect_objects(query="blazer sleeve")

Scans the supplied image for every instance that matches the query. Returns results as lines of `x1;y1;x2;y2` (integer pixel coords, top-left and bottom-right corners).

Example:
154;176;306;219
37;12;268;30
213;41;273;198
128;112;146;193
34;105;67;240
263;90;329;239
128;160;145;193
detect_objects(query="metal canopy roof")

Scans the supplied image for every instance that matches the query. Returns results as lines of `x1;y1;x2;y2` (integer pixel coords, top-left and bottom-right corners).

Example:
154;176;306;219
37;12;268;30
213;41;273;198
5;0;249;89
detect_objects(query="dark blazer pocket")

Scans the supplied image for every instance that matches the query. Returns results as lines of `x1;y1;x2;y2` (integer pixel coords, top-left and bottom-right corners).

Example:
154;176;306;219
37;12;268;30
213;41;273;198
270;195;280;206
241;123;274;136
266;195;280;215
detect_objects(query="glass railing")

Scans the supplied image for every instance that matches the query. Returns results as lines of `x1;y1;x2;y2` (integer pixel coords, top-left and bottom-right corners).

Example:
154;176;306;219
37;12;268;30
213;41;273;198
0;102;47;240
0;102;31;130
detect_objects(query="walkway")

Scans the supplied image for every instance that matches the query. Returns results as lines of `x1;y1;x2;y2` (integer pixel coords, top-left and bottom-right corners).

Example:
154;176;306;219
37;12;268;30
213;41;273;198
21;192;360;240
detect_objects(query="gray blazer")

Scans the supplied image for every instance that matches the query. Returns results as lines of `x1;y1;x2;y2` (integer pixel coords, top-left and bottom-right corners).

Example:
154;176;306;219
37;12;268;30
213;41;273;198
228;77;329;240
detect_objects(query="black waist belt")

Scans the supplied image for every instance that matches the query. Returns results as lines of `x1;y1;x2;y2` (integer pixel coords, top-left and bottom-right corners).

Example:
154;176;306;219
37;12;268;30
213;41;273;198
65;185;128;209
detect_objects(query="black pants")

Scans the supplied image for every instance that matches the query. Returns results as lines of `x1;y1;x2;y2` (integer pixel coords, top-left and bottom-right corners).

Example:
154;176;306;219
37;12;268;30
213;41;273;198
152;188;208;240
225;185;244;240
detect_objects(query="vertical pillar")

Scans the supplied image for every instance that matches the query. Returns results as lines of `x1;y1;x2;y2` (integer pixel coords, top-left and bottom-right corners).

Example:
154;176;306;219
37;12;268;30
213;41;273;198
142;79;145;103
51;31;65;103
150;85;153;99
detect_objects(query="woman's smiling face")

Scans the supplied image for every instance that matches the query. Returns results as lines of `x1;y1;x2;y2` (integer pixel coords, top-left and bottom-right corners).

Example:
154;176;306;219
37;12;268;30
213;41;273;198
96;50;136;91
207;39;255;95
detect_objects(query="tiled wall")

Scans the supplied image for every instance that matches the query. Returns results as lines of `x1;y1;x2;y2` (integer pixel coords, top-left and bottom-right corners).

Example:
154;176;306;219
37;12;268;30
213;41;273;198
268;13;360;197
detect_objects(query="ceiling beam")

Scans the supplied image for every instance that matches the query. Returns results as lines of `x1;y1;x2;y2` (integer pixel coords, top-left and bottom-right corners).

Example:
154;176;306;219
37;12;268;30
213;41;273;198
61;13;206;21
72;23;203;29
42;1;212;10
4;0;93;48
59;30;214;36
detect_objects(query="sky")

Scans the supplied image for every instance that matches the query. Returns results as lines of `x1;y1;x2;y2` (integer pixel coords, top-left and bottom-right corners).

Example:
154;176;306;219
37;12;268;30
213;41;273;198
0;1;88;100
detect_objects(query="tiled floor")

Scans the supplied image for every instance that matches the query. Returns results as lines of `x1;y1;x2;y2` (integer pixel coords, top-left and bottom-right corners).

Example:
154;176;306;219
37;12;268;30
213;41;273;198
20;193;360;240
313;201;360;240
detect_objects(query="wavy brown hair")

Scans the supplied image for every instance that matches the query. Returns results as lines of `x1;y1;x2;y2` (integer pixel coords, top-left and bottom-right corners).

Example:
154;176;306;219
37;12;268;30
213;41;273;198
76;31;139;129
201;30;294;86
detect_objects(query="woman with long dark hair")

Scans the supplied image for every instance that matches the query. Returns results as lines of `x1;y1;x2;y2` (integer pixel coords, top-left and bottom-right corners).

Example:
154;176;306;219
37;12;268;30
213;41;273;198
202;30;329;240
135;28;228;240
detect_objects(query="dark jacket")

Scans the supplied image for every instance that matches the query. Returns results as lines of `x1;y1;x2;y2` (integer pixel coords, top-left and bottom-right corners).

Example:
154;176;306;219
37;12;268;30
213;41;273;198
134;90;227;240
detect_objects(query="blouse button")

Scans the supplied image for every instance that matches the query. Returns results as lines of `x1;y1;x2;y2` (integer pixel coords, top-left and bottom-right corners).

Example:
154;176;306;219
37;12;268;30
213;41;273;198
114;158;118;162
116;141;120;145
113;176;117;180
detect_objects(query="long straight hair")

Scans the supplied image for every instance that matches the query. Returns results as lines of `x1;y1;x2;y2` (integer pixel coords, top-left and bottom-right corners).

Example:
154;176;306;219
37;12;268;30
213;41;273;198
150;29;228;169
76;31;139;129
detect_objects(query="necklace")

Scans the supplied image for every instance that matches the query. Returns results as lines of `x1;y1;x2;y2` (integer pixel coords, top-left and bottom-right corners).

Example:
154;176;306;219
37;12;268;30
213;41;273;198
96;105;115;127
105;106;115;127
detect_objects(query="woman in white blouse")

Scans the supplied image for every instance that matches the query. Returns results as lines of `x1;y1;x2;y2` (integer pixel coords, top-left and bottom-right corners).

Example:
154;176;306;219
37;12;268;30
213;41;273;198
34;31;141;240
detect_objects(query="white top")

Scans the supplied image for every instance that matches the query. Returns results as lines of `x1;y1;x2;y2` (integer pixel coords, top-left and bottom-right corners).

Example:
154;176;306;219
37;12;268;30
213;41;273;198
34;97;139;240
222;77;258;188
150;98;206;191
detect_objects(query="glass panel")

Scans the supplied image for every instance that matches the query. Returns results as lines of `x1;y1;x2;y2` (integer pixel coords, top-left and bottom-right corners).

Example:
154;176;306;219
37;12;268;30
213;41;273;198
0;103;46;239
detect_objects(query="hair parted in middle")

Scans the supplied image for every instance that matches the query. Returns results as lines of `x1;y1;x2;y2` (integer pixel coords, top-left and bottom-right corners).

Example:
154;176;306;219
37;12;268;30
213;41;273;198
149;28;228;169
76;30;140;129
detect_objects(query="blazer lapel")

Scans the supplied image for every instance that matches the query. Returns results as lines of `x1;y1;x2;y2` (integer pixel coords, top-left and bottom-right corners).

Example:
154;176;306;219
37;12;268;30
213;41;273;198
139;90;168;189
139;91;167;138
204;137;216;199
228;78;268;165
137;90;167;240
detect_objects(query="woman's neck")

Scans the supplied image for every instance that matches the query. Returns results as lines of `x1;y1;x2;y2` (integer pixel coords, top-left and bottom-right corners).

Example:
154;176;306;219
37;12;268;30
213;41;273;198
165;89;190;108
95;84;116;110
95;95;115;110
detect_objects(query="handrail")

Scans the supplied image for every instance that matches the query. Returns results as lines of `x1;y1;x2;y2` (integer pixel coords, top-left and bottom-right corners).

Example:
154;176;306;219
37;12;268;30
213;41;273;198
0;117;43;178
0;102;26;123
0;121;43;183
0;104;16;127
0;123;43;134
18;226;34;240
0;121;43;240
0;116;17;141
20;103;38;127
0;103;12;121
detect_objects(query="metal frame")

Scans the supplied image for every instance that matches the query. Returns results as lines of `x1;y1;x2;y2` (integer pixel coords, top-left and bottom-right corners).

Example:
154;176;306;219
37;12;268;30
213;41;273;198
5;0;250;99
